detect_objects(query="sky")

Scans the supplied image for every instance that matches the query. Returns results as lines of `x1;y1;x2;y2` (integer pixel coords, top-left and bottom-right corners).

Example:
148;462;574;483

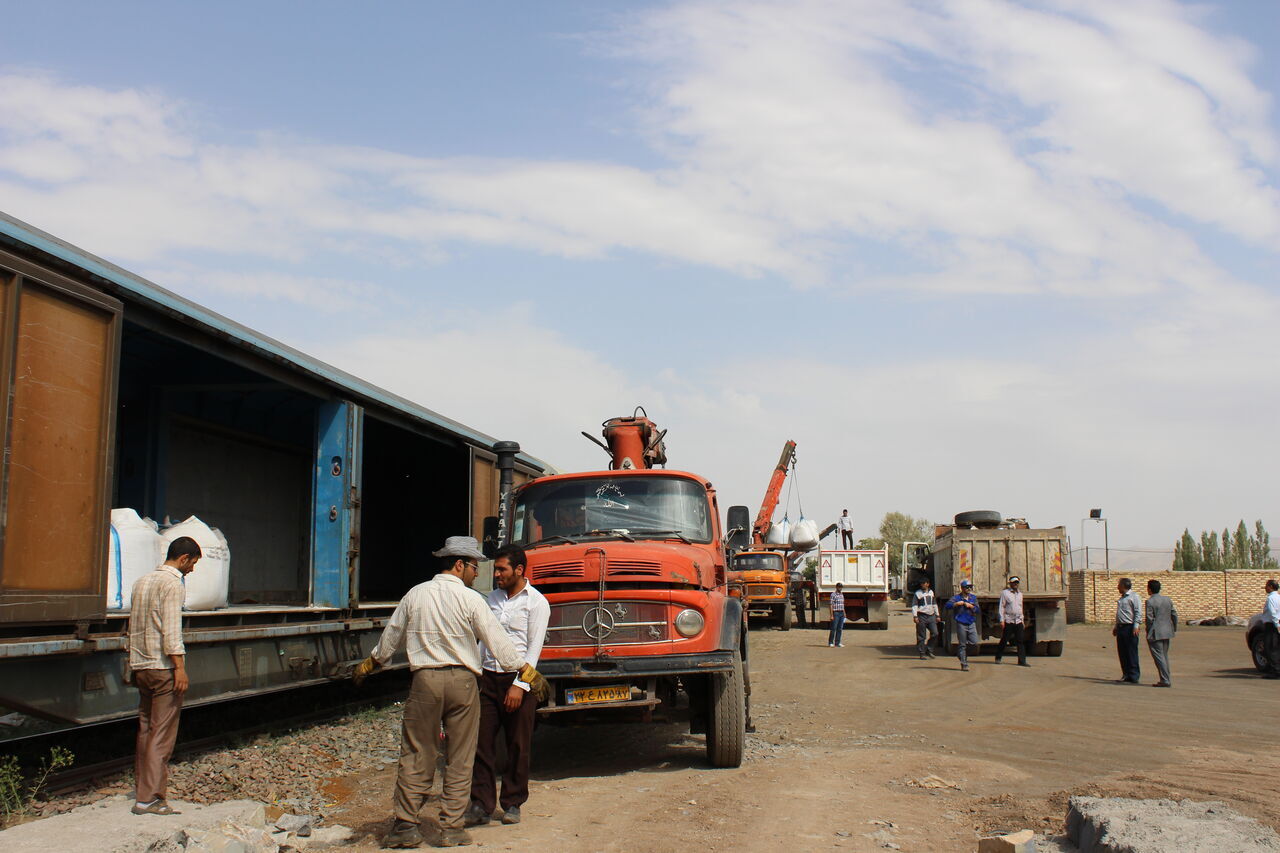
2;0;1278;562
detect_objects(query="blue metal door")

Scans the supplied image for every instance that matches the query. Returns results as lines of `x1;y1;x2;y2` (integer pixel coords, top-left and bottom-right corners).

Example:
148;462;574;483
312;401;361;608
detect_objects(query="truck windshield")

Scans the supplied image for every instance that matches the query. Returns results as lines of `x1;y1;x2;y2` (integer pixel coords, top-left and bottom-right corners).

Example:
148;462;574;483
512;475;712;546
733;553;783;572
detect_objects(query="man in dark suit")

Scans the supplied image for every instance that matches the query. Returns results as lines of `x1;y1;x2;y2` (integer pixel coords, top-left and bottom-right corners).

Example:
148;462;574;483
1144;578;1177;687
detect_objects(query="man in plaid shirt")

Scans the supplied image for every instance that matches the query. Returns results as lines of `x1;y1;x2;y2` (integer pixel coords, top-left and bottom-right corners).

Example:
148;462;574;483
828;583;846;647
128;536;201;816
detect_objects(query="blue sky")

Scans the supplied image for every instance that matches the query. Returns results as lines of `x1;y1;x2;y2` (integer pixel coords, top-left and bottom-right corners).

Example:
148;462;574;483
2;0;1278;560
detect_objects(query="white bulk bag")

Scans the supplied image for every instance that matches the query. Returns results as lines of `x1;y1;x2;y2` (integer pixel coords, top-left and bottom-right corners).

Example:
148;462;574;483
790;517;820;551
107;509;164;610
161;516;231;610
765;518;791;546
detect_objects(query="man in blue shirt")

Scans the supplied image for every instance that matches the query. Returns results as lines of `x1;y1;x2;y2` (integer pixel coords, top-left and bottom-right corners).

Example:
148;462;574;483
945;579;980;671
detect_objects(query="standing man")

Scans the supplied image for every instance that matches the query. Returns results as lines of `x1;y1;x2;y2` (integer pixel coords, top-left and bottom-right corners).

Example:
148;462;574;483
354;536;549;849
838;510;854;549
945;579;979;671
1261;579;1280;678
1113;577;1143;684
995;576;1029;666
128;536;201;816
1144;579;1177;687
466;545;551;828
828;583;846;647
912;578;939;660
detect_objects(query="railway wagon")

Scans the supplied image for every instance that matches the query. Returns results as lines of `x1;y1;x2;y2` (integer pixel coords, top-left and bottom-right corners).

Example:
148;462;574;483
0;212;550;725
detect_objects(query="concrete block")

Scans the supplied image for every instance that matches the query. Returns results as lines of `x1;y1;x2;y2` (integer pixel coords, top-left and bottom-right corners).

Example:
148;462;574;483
0;798;267;853
979;829;1037;852
1066;796;1280;853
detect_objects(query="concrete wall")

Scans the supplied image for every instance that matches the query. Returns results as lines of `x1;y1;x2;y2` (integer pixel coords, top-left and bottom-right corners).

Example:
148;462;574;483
1067;569;1278;623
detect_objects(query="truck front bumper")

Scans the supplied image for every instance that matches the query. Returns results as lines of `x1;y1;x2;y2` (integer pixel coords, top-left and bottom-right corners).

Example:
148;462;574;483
538;650;736;680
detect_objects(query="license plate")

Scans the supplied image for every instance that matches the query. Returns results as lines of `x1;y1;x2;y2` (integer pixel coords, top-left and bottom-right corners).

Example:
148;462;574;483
565;684;631;705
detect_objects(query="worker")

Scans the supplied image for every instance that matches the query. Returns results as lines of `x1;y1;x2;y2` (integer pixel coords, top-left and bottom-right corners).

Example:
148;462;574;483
466;545;551;828
994;576;1029;666
837;509;854;549
1143;578;1177;687
1261;579;1280;678
128;536;201;816
354;536;550;849
1113;577;1142;684
944;579;979;671
911;577;939;659
828;583;846;647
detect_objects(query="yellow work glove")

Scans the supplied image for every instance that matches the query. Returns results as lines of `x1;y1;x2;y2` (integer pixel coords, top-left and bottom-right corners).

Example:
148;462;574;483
517;664;551;703
352;655;380;686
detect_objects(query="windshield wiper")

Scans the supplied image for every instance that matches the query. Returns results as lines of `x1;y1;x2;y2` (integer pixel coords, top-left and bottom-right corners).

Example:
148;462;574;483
581;528;635;542
526;535;578;548
632;529;692;544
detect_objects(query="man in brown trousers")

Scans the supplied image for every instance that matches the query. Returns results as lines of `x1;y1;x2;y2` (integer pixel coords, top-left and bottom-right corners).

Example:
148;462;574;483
354;536;549;848
128;536;201;815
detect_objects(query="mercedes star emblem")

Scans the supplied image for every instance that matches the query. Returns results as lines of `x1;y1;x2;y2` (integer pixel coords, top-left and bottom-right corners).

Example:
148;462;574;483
582;606;616;639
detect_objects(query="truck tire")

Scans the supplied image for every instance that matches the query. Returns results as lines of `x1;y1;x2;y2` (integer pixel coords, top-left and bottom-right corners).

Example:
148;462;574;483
1251;633;1268;672
780;602;793;631
955;510;1002;527
705;655;745;768
1046;640;1064;657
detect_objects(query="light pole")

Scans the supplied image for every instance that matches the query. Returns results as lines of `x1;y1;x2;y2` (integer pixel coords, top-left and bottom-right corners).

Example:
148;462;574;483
1081;508;1109;574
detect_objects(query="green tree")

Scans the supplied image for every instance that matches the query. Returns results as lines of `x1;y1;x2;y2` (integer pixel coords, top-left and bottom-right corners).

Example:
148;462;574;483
802;556;818;582
1200;531;1220;572
1223;527;1234;568
872;511;934;580
1171;537;1184;572
1175;529;1200;571
1255;520;1278;571
1234;520;1251;569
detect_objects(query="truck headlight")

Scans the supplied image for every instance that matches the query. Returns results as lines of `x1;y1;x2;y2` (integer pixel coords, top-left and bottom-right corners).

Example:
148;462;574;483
774;587;784;596
674;609;704;638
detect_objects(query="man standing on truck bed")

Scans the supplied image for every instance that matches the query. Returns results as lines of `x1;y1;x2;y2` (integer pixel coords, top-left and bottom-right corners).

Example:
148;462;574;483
838;509;854;549
467;545;550;829
1113;577;1143;684
945;579;979;671
353;536;550;849
995;576;1029;666
912;578;939;660
128;536;201;816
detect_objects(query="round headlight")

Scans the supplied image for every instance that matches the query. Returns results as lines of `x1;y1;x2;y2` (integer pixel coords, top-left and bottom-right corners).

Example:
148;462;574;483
774;587;784;596
673;608;705;638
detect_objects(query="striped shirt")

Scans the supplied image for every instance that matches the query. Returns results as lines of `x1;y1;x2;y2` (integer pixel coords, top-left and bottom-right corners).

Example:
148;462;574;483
128;566;186;670
998;588;1024;624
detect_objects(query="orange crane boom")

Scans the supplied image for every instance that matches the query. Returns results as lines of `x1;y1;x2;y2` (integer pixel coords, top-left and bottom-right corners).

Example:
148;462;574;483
752;440;796;545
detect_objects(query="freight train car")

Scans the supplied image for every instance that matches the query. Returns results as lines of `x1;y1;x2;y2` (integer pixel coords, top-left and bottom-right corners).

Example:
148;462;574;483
0;212;551;725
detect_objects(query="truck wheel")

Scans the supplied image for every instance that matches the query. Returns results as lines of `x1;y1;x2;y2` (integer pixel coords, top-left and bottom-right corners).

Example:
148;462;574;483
1046;640;1064;657
954;510;1002;527
780;603;793;631
706;655;745;768
1251;633;1268;672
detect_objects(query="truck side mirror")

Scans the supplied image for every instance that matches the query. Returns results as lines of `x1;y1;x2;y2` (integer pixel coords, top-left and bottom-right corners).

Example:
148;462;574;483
726;505;751;551
482;516;499;558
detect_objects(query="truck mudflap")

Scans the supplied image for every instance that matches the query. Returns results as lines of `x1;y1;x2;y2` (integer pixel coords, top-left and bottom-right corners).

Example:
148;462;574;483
537;650;737;680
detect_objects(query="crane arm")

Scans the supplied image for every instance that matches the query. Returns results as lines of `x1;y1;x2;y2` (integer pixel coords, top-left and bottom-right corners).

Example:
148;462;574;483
752;440;796;545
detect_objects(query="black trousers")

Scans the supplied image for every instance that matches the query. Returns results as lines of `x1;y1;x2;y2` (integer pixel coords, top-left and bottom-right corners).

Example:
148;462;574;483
995;623;1026;664
1116;624;1140;681
470;670;538;814
840;530;854;549
1262;623;1280;674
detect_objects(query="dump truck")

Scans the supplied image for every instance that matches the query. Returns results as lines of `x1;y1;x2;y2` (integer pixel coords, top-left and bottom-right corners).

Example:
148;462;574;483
498;409;748;767
929;511;1068;656
816;547;891;629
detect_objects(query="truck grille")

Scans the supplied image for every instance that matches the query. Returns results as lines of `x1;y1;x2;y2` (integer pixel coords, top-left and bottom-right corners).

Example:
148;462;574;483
531;559;664;582
747;584;783;598
544;601;669;647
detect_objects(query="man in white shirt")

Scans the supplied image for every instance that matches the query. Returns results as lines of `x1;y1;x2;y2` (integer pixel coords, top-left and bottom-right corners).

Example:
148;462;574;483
1262;579;1280;678
467;545;551;828
995;576;1029;666
911;578;939;660
838;509;854;549
354;536;549;849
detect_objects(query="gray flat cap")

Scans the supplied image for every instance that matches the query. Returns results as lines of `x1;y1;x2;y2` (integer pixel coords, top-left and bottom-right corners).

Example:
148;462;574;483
432;535;485;561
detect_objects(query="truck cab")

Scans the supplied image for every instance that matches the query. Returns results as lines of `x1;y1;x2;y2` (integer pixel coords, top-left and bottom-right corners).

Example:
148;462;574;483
730;547;793;630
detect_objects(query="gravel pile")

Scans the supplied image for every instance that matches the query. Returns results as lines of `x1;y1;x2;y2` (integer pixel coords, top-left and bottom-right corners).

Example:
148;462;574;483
45;703;407;819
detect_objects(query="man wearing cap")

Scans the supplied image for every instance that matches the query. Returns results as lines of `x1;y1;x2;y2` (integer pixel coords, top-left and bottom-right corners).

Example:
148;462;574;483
945;579;980;671
995;576;1029;666
911;578;940;660
354;536;550;849
1113;577;1143;684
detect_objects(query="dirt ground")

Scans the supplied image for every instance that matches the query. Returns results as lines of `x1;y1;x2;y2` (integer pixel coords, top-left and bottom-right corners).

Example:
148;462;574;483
323;606;1280;851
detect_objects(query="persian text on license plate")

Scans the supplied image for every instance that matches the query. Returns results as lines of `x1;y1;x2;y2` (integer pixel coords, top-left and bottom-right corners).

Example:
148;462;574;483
565;684;631;705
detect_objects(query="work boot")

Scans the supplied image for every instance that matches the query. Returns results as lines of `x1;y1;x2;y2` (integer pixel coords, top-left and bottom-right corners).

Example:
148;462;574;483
463;802;490;827
501;805;521;825
961;664;969;671
385;819;423;848
436;827;473;847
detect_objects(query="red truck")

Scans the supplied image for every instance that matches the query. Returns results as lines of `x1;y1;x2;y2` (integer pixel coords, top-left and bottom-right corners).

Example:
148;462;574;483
499;410;748;767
